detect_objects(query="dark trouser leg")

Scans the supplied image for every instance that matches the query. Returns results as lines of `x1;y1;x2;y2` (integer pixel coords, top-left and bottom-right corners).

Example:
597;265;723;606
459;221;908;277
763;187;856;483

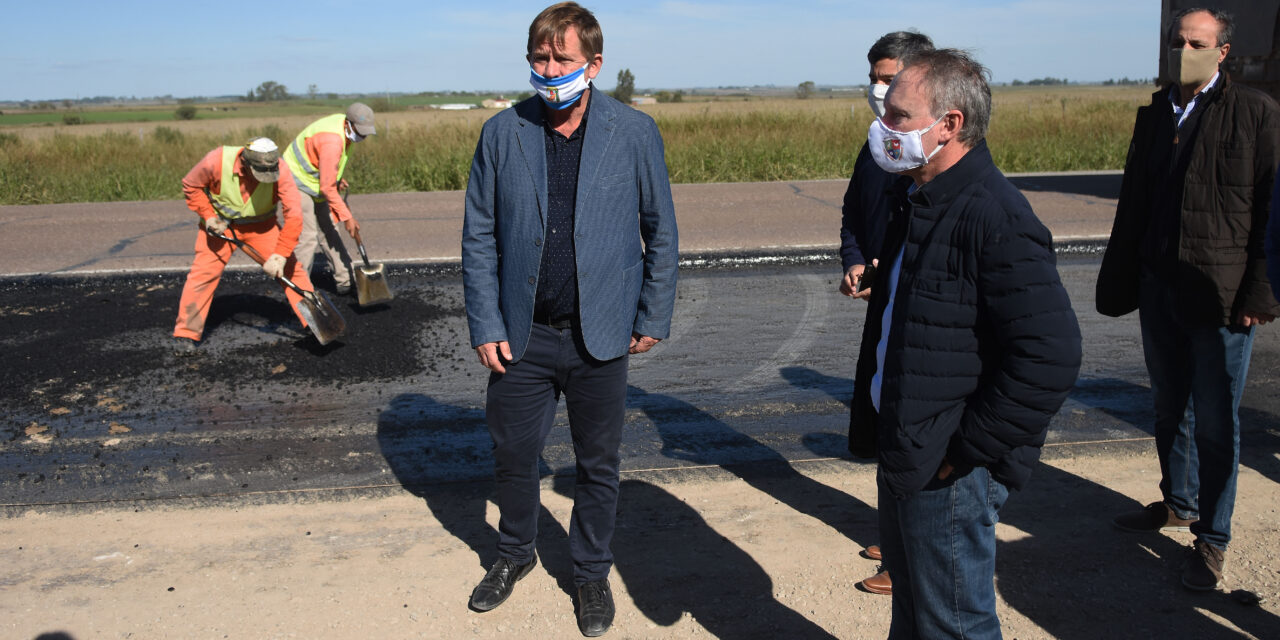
561;329;628;586
485;325;560;563
880;467;1008;640
1139;281;1199;520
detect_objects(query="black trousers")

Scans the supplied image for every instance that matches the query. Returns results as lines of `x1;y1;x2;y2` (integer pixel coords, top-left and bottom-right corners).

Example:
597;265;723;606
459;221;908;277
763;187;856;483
486;323;628;585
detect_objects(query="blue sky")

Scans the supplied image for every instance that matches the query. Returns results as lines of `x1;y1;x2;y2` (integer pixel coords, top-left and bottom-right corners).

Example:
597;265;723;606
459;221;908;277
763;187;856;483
4;1;1160;101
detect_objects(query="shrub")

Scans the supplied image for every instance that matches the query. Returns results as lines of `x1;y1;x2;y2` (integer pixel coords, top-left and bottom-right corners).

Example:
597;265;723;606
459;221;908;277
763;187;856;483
153;126;185;145
62;114;84;125
174;105;198;120
242;123;288;147
367;97;405;113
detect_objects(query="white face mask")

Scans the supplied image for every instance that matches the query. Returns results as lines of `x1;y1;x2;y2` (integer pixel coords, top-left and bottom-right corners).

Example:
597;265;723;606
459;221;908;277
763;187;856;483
529;63;591;110
866;84;890;119
867;114;947;173
345;122;365;143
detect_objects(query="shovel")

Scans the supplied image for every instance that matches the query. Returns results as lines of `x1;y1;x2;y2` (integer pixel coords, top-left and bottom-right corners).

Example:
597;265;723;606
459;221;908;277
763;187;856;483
211;226;347;345
342;189;393;307
351;227;394;307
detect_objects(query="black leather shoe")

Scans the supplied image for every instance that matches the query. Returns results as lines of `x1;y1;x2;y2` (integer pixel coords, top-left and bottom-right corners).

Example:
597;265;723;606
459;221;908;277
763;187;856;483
576;579;615;637
469;555;536;612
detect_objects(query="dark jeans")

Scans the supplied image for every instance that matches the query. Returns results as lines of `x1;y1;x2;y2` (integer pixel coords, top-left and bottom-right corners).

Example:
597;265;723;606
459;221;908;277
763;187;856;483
1139;281;1253;549
879;466;1009;640
486;323;628;585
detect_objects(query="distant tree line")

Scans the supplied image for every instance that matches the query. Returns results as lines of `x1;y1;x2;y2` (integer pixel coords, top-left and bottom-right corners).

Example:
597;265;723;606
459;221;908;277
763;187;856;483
1102;77;1158;86
1011;77;1070;86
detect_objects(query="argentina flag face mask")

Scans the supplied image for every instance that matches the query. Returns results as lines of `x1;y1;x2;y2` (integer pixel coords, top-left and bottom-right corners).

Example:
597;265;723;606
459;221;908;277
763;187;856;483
529;64;591;110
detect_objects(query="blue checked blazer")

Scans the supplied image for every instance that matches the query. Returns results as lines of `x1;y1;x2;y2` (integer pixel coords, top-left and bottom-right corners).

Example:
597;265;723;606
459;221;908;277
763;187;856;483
462;91;679;362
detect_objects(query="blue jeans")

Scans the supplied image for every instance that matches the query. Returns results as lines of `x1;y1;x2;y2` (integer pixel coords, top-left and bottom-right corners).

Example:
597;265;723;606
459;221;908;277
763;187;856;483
878;466;1009;640
486;323;628;585
1139;282;1253;549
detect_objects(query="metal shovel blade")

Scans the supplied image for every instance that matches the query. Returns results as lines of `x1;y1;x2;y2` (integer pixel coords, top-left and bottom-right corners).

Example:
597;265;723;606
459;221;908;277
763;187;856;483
295;290;347;345
353;262;394;307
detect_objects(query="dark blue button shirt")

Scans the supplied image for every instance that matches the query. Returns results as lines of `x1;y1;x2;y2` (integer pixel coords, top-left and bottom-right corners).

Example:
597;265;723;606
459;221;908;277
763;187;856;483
534;92;592;327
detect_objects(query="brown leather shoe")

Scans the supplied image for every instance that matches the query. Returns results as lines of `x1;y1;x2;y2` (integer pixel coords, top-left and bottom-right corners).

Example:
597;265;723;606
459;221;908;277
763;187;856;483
858;568;892;595
1182;541;1225;591
1114;501;1196;532
862;545;882;561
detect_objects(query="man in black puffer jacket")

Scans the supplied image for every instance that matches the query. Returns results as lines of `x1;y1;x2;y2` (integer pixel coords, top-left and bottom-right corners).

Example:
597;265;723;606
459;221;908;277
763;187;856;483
1098;8;1279;593
848;49;1081;639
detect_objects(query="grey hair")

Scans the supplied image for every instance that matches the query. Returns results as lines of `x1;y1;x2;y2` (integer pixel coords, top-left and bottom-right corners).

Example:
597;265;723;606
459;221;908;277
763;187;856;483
867;31;934;65
900;48;992;145
1169;8;1234;46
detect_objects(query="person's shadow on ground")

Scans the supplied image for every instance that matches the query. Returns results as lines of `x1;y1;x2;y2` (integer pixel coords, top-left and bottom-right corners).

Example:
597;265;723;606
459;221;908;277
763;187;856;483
202;291;304;340
629;384;878;549
1001;377;1280;638
781;366;1280;637
375;392;577;602
997;458;1280;639
552;476;836;639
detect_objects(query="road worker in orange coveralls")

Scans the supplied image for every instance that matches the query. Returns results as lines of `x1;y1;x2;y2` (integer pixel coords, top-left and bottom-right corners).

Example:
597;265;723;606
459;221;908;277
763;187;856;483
172;137;314;355
283;102;376;295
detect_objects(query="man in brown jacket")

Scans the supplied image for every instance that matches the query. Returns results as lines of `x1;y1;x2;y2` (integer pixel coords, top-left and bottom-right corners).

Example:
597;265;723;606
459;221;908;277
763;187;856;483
1097;7;1280;591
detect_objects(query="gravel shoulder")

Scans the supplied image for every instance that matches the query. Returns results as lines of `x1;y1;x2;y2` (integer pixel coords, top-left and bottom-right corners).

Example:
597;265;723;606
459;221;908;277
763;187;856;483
3;442;1277;639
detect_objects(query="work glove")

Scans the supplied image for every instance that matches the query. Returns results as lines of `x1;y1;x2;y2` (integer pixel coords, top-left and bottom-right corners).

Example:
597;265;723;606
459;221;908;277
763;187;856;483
261;253;288;279
203;216;229;236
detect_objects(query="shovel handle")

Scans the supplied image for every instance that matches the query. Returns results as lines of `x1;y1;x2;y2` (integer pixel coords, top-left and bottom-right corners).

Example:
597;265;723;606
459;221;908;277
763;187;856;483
341;188;375;269
355;235;374;268
210;226;311;299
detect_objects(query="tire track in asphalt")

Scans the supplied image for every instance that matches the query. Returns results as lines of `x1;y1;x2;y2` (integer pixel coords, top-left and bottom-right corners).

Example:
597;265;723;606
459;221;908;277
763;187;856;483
737;272;829;390
628;276;709;376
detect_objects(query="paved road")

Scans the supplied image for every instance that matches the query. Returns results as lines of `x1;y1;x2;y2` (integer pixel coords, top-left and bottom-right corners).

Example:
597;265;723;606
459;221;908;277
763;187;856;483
5;254;1279;509
0;173;1150;506
3;173;1280;639
0;172;1121;276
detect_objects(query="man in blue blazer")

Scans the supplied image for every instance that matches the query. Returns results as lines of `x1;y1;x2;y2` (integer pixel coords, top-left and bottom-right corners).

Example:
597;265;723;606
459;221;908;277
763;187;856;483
460;3;678;636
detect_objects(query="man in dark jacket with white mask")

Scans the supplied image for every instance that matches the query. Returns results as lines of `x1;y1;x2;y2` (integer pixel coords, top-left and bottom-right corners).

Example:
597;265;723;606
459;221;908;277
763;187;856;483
1099;7;1279;592
849;49;1081;638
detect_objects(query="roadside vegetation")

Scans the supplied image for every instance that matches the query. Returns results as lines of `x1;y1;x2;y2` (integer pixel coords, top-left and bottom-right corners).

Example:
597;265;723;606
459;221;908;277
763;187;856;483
0;86;1150;205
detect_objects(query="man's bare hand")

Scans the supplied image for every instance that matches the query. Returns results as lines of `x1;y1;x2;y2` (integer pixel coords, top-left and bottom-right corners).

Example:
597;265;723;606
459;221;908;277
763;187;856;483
1238;311;1275;327
343;217;360;238
629;334;660;354
937;458;954;480
475;341;512;373
841;258;877;300
840;264;865;297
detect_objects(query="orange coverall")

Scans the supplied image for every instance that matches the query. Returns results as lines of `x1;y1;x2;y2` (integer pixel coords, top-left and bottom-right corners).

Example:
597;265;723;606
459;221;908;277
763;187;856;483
173;148;314;341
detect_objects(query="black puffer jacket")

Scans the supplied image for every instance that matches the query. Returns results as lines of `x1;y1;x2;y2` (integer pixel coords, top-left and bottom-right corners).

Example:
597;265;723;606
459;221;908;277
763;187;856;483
1097;74;1280;324
849;141;1082;500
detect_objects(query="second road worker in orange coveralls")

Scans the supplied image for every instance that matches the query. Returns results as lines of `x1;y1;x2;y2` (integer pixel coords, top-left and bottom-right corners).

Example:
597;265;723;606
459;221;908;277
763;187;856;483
172;137;315;355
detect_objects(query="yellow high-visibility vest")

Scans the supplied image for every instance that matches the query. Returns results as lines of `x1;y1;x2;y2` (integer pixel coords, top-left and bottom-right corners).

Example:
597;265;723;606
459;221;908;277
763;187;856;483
283;113;349;199
207;146;277;222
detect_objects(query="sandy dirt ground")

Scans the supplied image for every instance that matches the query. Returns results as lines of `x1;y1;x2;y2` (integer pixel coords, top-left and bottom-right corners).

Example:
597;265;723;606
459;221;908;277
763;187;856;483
3;443;1277;640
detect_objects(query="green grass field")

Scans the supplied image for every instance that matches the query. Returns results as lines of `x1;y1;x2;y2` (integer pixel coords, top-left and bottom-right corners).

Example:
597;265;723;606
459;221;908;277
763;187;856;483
0;86;1151;206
